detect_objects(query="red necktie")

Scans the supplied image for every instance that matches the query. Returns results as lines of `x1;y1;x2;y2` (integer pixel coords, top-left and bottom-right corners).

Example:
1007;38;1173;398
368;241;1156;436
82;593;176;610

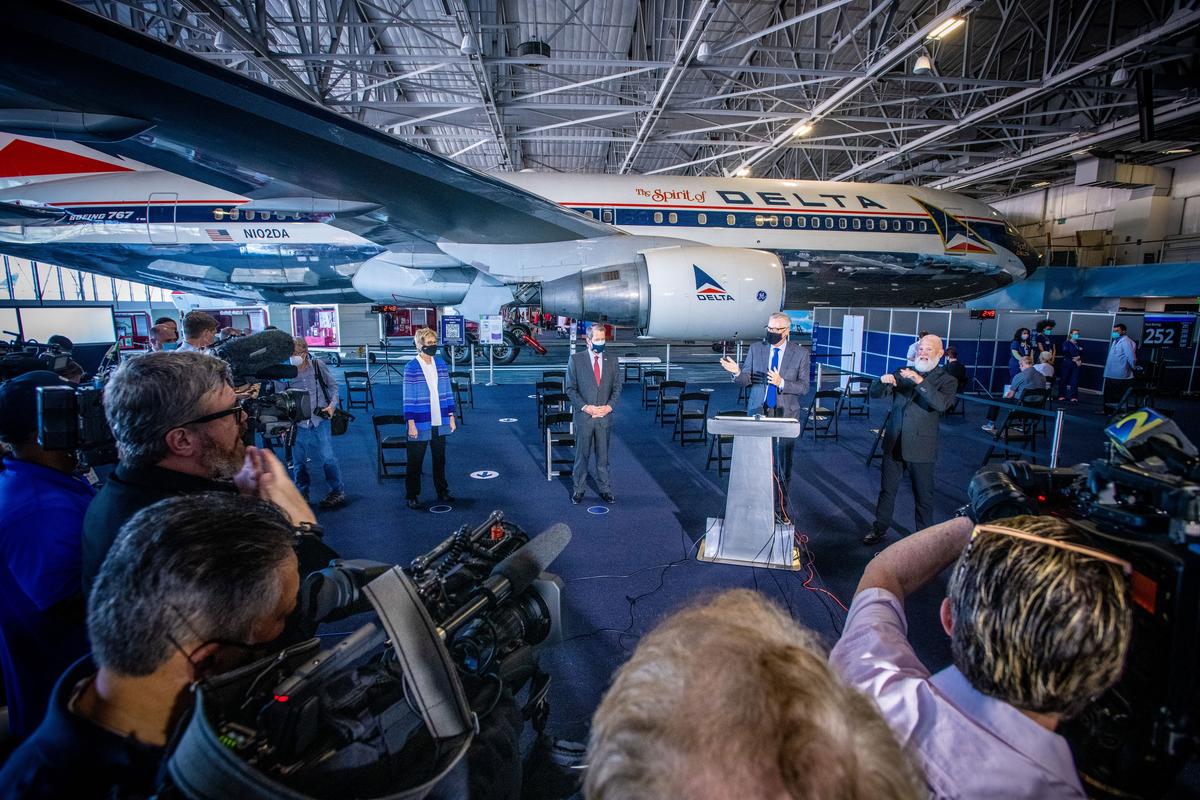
593;354;601;385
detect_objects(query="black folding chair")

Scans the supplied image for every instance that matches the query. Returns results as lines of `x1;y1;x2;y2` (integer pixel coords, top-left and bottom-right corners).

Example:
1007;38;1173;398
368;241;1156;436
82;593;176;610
655;380;686;427
534;381;559;427
706;409;747;475
982;389;1049;466
621;352;642;383
539;392;570;430
673;391;710;446
800;389;843;441
541;370;566;393
450;370;474;409
344;371;374;410
642;368;666;409
842;377;872;419
372;414;407;479
544;411;575;479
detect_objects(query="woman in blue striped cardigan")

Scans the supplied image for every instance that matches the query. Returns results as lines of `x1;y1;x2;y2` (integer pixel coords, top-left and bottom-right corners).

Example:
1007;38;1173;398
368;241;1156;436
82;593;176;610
404;327;457;509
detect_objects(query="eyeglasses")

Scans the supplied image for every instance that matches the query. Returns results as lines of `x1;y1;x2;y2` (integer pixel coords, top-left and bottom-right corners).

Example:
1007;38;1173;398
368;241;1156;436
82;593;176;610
766;326;789;333
970;524;1132;575
175;402;246;429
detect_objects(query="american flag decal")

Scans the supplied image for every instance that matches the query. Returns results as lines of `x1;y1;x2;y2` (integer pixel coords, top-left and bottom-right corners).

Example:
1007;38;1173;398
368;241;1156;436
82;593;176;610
206;228;233;242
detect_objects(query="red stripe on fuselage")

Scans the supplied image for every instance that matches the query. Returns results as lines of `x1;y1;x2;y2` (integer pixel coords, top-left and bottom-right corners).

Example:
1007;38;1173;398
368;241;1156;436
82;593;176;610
0;139;133;177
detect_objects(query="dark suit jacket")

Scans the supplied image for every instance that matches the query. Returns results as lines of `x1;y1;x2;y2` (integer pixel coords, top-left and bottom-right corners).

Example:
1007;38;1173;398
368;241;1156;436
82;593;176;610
733;340;809;416
870;367;958;463
566;349;622;420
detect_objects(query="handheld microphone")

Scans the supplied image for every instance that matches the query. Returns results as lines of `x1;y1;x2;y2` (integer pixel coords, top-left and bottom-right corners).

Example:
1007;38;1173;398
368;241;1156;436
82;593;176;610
211;329;296;381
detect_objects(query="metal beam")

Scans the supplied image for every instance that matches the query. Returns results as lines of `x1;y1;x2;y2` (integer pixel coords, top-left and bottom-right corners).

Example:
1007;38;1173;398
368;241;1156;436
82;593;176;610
731;0;978;176
835;6;1200;181
444;0;512;169
931;97;1200;190
711;0;854;56
619;0;719;173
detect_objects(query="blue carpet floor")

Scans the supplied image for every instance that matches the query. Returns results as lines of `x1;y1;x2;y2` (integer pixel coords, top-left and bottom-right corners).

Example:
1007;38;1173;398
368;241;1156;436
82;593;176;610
313;372;1200;749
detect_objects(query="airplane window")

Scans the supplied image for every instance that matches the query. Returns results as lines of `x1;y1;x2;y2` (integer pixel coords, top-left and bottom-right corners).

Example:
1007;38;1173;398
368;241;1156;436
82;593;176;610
852;218;861;230
585;210;594;218
825;217;834;228
839;218;847;230
275;211;285;221
213;209;225;220
669;212;678;224
906;220;914;232
755;215;765;227
865;218;874;230
654;212;663;224
880;219;889;231
768;216;778;227
726;214;735;226
798;216;806;228
230;209;240;220
698;212;707;225
919;221;927;231
811;217;819;229
783;216;792;228
602;210;614;223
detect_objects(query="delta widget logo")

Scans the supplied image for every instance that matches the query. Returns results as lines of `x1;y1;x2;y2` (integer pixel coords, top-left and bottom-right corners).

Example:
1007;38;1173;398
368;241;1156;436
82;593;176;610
694;265;734;302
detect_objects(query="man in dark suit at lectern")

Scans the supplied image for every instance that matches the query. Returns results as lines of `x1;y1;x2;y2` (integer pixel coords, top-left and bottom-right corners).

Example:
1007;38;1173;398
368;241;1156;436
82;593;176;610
566;324;622;505
863;335;958;546
720;312;810;516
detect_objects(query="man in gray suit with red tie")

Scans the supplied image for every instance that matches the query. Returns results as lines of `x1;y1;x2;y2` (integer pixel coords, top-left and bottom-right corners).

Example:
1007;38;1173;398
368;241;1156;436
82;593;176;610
566;324;622;505
720;312;810;516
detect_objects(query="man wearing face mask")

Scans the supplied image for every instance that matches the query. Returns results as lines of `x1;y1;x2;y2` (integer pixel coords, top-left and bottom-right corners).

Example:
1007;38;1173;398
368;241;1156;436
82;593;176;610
285;337;346;509
566;324;621;504
863;335;958;546
147;323;179;352
720;312;810;518
1103;323;1138;416
81;352;314;596
1059;329;1084;402
0;493;300;800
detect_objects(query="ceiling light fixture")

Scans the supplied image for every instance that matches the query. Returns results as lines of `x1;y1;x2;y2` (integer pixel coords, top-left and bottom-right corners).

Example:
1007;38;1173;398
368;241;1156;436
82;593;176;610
460;34;479;56
1031;181;1050;188
1163;148;1193;155
695;42;713;64
927;17;964;40
735;167;751;177
913;54;933;75
791;122;813;137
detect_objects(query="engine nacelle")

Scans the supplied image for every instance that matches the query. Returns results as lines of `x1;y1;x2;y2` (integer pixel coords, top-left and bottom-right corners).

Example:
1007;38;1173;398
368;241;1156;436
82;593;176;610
540;246;784;339
350;252;474;304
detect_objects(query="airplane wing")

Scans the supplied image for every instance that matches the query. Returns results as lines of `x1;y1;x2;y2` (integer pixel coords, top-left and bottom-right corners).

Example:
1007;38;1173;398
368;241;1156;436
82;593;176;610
0;1;619;250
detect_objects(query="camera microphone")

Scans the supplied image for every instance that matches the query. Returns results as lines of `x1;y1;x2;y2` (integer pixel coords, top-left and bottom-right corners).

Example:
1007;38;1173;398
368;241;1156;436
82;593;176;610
211;329;296;381
254;363;299;381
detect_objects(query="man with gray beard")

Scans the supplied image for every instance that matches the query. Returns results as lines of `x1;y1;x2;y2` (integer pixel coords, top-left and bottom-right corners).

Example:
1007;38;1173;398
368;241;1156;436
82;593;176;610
81;352;314;594
863;335;958;546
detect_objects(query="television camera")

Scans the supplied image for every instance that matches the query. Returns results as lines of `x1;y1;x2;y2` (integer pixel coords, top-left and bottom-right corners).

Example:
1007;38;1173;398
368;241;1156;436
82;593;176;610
164;511;569;800
0;331;72;381
966;408;1200;799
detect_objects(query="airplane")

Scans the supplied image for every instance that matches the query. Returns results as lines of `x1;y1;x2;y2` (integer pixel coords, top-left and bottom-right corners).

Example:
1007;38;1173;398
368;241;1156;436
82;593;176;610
0;1;1038;358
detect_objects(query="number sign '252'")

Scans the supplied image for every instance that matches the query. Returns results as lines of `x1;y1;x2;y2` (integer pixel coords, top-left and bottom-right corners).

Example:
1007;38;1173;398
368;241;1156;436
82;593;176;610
1141;315;1195;349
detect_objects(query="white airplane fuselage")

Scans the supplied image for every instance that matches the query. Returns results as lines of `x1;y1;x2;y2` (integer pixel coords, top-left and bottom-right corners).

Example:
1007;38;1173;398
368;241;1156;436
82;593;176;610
0;135;1036;315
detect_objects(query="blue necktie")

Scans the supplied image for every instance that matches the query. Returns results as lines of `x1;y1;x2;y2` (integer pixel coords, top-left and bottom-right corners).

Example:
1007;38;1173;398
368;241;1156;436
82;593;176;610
767;347;779;408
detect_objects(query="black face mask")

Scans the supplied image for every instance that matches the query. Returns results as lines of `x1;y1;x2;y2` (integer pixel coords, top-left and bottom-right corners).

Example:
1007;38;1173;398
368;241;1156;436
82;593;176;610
421;344;439;356
766;331;783;345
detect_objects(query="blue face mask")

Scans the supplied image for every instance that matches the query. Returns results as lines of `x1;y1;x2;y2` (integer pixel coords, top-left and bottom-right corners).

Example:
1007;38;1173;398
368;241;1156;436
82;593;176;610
1112;331;1121;340
1044;328;1054;334
1071;333;1080;340
591;342;605;354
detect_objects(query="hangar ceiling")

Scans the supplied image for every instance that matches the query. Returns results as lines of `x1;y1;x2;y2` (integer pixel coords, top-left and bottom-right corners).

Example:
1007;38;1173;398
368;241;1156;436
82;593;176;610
74;0;1200;198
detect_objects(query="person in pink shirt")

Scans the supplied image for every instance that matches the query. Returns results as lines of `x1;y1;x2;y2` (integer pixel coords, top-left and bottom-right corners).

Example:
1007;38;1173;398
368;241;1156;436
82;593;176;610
830;515;1132;799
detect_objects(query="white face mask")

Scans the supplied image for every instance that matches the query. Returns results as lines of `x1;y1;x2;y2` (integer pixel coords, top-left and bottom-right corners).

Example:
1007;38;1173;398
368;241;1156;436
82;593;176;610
289;355;304;366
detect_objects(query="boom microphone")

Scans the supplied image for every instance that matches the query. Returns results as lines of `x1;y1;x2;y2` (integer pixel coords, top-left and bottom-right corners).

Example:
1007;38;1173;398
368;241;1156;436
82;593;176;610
211;329;296;381
439;523;572;637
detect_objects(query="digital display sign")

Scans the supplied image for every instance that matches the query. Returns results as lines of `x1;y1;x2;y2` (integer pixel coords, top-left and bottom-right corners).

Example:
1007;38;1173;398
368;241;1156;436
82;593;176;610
1142;314;1194;349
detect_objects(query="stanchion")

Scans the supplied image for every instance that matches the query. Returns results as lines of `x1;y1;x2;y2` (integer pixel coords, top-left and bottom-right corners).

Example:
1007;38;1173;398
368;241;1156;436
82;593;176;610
1050;408;1065;468
487;346;496;386
470;342;476;384
664;342;672;380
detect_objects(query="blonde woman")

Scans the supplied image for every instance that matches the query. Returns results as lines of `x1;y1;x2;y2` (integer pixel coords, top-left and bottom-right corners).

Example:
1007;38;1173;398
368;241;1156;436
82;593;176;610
403;327;456;510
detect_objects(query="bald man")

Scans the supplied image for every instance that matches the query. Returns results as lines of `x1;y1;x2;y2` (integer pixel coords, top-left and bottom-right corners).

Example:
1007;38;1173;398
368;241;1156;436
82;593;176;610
864;335;959;546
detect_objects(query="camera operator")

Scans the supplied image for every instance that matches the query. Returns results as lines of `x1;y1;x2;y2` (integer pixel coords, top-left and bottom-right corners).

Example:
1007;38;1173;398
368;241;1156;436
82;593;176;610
284;337;346;509
81;351;314;594
176;311;218;353
830;515;1132;799
0;492;299;799
586;590;924;800
45;334;85;383
0;372;95;740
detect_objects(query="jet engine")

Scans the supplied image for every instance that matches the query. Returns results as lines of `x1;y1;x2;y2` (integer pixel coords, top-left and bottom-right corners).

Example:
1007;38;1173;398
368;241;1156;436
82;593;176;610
540;246;784;339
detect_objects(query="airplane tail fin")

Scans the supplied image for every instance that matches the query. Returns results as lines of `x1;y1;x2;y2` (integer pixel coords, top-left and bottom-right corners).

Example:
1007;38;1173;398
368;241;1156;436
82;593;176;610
0;136;133;181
